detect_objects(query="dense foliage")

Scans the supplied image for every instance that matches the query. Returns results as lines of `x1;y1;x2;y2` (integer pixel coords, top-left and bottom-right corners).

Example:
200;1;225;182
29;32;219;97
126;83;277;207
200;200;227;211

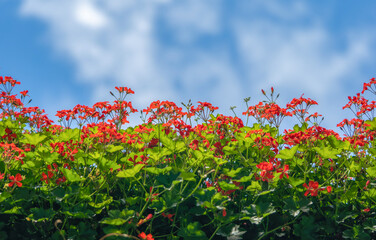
0;76;376;239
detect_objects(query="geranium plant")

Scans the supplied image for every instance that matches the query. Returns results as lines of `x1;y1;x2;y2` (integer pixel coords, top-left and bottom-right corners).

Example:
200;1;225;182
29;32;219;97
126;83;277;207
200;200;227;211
0;75;376;239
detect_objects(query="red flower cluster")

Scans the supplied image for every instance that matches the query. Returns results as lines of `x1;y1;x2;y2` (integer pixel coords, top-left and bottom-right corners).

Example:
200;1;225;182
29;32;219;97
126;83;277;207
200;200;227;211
361;77;376;95
303;181;332;197
255;160;289;182
286;94;318;124
243;102;292;128
138;232;154;240
283;126;341;146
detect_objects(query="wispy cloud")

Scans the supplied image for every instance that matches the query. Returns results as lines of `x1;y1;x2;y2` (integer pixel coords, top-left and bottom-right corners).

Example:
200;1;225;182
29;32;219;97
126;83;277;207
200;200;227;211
19;0;375;130
232;1;374;129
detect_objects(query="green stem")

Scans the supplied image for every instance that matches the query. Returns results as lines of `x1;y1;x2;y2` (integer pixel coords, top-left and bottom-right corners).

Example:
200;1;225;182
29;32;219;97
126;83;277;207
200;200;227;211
209;225;222;240
258;214;301;240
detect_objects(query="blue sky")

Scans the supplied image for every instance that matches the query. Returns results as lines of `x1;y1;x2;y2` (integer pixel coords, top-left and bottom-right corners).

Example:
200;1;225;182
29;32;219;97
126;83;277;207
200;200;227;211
1;0;376;132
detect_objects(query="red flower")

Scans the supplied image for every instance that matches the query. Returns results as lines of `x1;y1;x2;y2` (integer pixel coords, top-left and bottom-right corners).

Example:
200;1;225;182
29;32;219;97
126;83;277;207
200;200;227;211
364;180;370;190
363;208;370;213
138;232;154;240
0;172;4;180
303;181;319;197
137;214;153;226
205;180;213;188
255;161;275;182
41;171;54;184
115;86;134;94
8;173;23;187
277;165;289;179
20;90;29;96
189;139;199;150
162;212;175;221
147;187;158;202
326;186;332;193
222;208;227;217
256;162;274;171
56;176;66;185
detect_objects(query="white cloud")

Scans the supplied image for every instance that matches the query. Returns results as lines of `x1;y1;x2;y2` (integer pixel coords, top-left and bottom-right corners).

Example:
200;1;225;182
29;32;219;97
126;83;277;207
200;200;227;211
231;6;372;129
234;21;369;97
74;1;109;29
19;0;375;130
161;0;221;43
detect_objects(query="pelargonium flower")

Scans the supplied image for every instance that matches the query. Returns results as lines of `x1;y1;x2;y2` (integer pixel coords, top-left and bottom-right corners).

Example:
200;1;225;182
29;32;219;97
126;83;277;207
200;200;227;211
138;232;154;240
8;173;23;187
303;181;319;196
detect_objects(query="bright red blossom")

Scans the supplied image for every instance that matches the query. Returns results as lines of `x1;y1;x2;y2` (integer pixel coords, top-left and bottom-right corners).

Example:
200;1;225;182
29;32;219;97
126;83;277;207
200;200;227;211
138;232;154;240
277;165;289;179
161;212;175;221
8;173;23;187
363;208;371;213
303;181;319;197
115;86;135;94
256;161;275;182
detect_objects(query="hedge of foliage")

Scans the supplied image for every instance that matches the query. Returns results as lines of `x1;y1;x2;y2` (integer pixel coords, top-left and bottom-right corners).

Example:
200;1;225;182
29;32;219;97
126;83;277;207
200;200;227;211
0;76;376;239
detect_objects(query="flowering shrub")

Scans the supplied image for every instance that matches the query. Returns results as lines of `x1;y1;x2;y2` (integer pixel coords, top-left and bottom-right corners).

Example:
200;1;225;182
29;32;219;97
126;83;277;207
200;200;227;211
0;75;376;239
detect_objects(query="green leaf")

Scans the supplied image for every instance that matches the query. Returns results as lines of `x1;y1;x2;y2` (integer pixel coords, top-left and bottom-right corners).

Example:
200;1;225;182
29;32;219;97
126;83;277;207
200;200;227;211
97;157;121;172
51;187;66;201
192;150;203;161
117;164;144;178
100;218;128;226
223;145;237;155
243;202;275;225
218;181;239;191
343;225;371;240
223;168;242;178
276;145;298;159
88;194;113;209
56;128;79;142
106;145;124;153
283;197;300;217
144;166;172;175
217;224;246;240
4;207;22;214
175;141;186;153
178;222;208;240
246;181;262;192
364;189;376;198
61;168;83;182
289;177;305;187
236;175;253;183
0;192;11;203
350;161;362;173
162;189;179;208
179;172;197;182
107;210;135;221
23;159;42;169
28;208;55;222
293;215;317;240
327;136;350;150
365;118;376;130
366;166;376;178
36;150;60;165
160;132;174;149
314;146;341;159
125;196;141;206
20;133;47;146
63;204;94;218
